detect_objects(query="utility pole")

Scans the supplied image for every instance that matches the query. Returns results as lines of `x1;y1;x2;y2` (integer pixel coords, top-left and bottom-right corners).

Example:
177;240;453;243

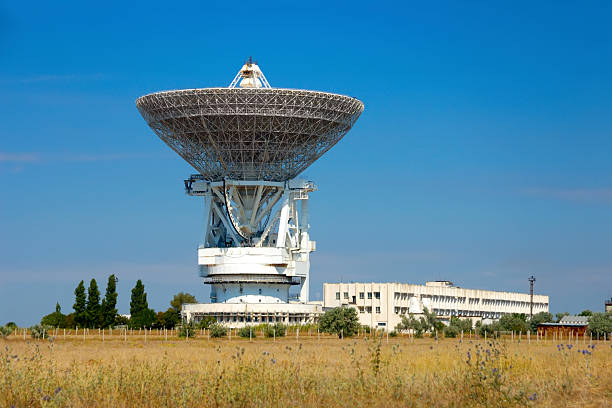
528;276;536;318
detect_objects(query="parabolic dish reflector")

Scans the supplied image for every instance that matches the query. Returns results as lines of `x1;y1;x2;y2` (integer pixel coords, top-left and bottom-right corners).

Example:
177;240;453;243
136;87;363;181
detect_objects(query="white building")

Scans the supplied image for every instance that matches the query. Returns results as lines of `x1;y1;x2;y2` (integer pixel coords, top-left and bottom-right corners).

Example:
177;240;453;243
182;302;322;328
323;281;549;330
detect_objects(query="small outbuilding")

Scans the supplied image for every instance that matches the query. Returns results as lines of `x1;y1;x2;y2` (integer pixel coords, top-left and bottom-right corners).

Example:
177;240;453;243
537;315;589;338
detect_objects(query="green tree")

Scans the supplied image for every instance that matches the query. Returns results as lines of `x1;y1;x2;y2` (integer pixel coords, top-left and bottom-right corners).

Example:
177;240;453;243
86;279;101;328
578;309;593;317
397;308;443;337
130;280;155;328
529;311;554;333
153;308;180;329
318;307;360;338
100;274;118;328
114;315;130;326
497;313;530;333
64;313;75;329
41;302;66;327
555;312;569;322
444;316;472;338
588;312;612;337
73;280;87;328
396;314;428;337
197;316;216;329
170;292;197;312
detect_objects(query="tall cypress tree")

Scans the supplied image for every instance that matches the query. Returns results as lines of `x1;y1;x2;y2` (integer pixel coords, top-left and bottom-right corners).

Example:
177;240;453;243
86;279;101;328
73;280;86;328
130;280;154;328
130;279;146;316
101;274;118;328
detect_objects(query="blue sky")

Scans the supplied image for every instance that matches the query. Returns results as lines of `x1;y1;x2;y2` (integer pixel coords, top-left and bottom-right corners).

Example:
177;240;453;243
1;1;611;325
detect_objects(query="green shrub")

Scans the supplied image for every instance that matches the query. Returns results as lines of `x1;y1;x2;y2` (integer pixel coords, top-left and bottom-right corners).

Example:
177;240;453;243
209;323;227;338
264;323;286;338
477;324;497;338
198;316;216;329
443;325;460;338
0;326;12;338
389;330;398;337
178;324;197;338
238;325;256;338
30;325;50;339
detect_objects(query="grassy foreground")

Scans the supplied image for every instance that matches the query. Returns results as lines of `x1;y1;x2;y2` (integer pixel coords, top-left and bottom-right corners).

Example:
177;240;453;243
1;333;611;407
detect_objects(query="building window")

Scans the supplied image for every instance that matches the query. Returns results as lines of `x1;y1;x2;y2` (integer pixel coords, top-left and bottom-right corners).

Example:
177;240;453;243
374;292;380;299
375;307;381;314
335;292;340;300
359;292;364;299
368;292;372;299
343;292;349;299
358;306;364;313
394;307;400;314
366;306;372;313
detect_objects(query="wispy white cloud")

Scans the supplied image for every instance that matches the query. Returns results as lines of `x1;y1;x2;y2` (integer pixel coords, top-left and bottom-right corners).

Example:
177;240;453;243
0;151;159;163
3;73;108;84
0;152;39;162
521;187;612;204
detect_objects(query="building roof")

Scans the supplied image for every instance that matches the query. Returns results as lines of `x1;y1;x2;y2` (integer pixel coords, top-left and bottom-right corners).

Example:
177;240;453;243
560;315;589;324
539;315;589;327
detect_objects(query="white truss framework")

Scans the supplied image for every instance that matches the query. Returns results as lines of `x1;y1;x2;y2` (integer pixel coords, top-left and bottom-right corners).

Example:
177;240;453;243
136;88;363;181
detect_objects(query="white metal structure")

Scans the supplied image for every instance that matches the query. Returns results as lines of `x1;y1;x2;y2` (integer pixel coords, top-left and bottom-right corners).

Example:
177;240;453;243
228;56;271;89
185;176;316;304
136;59;363;323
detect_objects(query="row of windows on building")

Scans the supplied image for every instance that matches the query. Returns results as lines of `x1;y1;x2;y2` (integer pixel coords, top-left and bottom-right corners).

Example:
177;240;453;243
392;292;548;309
192;314;315;324
358;306;381;314
358;305;517;319
336;291;380;300
337;291;548;310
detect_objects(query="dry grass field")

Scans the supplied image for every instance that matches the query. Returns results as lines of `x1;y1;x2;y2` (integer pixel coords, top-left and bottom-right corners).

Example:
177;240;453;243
1;331;611;408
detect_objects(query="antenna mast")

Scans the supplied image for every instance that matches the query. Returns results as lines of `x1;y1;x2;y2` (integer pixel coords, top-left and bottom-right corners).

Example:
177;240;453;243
528;276;536;318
